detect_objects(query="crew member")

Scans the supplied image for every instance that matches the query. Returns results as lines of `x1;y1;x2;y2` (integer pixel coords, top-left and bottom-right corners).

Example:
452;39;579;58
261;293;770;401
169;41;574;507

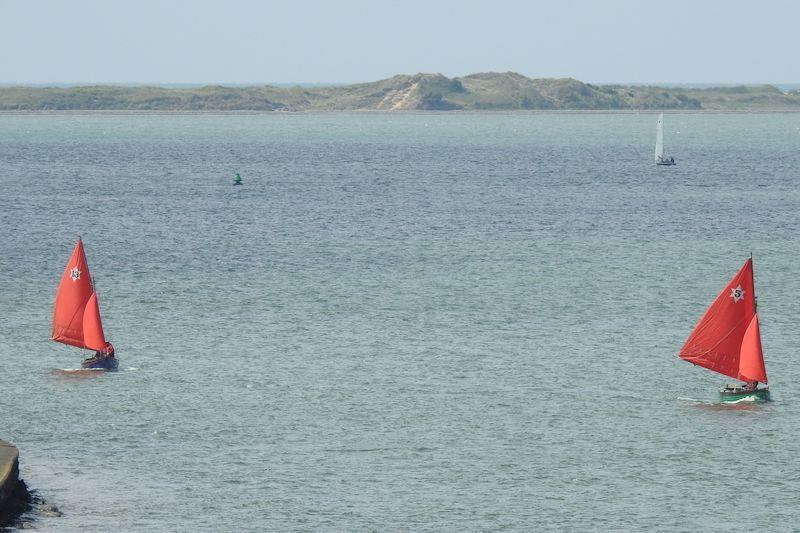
101;342;115;359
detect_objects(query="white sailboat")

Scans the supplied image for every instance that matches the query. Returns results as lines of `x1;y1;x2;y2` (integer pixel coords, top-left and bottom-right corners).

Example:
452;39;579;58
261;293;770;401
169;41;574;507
655;112;676;166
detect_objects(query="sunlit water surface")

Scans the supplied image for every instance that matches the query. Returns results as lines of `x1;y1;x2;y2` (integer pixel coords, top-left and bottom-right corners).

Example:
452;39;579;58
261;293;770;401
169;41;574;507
1;112;799;531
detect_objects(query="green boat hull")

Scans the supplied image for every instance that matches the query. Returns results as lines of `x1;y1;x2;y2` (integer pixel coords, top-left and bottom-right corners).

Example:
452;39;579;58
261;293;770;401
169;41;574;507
719;388;770;403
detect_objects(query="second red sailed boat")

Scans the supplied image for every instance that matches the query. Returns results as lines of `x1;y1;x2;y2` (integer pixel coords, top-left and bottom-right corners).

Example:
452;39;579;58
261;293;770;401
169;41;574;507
52;238;118;370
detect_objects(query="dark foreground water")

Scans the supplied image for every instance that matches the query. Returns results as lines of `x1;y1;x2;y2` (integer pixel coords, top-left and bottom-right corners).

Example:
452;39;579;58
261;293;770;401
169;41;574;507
1;112;799;531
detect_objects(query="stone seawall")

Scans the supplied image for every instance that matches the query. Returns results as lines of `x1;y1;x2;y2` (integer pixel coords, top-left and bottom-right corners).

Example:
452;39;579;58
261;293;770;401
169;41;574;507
0;440;29;523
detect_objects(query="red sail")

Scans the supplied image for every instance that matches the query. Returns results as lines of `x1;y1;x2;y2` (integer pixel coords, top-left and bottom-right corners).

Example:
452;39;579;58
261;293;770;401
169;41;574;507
679;259;759;381
52;239;105;350
82;292;107;351
739;313;767;383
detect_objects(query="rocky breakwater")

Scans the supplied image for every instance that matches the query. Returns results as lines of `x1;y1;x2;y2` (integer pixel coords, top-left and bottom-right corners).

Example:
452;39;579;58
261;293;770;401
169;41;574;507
0;440;30;525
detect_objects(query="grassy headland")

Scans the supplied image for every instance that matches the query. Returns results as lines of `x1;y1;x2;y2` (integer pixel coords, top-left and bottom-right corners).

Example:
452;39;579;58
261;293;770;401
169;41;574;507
2;72;799;111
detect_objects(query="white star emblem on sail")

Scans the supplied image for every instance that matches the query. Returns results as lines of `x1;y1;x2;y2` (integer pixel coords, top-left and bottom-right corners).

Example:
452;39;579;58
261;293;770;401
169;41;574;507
730;285;744;303
70;266;81;282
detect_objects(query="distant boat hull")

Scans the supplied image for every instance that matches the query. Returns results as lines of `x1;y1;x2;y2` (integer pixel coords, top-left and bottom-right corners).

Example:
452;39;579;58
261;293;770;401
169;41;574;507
81;356;119;371
656;159;676;166
719;386;770;403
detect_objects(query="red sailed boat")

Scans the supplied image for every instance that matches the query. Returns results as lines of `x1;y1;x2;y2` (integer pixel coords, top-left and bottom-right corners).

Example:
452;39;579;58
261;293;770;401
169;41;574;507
52;238;118;370
679;257;768;402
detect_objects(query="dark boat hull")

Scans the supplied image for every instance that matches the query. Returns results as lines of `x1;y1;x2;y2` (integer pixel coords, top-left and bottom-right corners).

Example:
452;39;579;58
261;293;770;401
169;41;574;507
81;356;119;371
719;386;769;403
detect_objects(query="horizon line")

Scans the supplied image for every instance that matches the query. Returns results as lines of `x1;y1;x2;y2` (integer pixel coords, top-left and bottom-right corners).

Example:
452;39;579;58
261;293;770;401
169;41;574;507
1;79;799;88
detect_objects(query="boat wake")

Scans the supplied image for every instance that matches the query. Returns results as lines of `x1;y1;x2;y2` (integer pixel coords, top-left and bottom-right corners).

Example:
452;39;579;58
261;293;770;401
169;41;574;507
679;395;766;411
51;366;136;377
49;368;106;379
722;395;759;404
677;396;704;403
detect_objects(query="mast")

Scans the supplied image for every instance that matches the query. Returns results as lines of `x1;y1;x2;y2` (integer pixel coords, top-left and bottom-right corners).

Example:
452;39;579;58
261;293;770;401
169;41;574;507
655;113;664;162
751;252;757;312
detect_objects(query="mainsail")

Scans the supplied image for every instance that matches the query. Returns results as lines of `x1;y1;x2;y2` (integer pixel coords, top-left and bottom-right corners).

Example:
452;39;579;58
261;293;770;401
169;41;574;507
679;258;767;383
655;112;664;162
52;239;107;351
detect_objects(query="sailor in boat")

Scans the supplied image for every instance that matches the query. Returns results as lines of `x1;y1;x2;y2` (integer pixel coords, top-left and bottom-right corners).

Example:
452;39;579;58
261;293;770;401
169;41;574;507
722;380;759;393
86;342;116;367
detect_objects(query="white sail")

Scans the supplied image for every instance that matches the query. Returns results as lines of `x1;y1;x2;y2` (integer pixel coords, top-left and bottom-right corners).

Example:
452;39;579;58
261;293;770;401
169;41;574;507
655;112;664;162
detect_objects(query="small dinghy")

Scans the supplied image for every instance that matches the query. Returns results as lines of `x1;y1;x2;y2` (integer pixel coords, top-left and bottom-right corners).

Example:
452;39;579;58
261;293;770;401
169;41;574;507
679;257;769;403
655;112;676;166
52;238;119;371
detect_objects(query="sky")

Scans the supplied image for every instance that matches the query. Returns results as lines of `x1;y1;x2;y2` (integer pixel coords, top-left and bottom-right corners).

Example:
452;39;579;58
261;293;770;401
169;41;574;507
1;0;798;85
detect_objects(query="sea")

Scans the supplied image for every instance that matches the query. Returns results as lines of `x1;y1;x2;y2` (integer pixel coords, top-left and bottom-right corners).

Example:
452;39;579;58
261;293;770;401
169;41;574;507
1;112;799;532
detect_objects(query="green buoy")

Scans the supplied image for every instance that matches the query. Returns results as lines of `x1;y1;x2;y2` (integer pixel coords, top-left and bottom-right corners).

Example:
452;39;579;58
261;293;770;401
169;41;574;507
233;172;243;186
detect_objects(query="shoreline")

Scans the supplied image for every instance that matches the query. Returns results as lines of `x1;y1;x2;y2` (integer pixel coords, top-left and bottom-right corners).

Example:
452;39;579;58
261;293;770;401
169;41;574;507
2;73;799;113
2;109;800;116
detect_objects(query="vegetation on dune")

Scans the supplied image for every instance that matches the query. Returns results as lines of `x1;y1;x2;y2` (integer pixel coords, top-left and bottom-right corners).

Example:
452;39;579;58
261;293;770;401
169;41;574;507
1;73;798;111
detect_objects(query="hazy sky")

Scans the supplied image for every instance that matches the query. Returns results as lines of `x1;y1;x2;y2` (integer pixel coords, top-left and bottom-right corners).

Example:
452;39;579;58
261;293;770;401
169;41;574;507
2;0;798;84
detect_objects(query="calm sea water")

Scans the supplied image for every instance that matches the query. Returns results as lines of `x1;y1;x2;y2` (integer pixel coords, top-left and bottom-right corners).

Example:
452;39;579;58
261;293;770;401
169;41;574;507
1;112;799;532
